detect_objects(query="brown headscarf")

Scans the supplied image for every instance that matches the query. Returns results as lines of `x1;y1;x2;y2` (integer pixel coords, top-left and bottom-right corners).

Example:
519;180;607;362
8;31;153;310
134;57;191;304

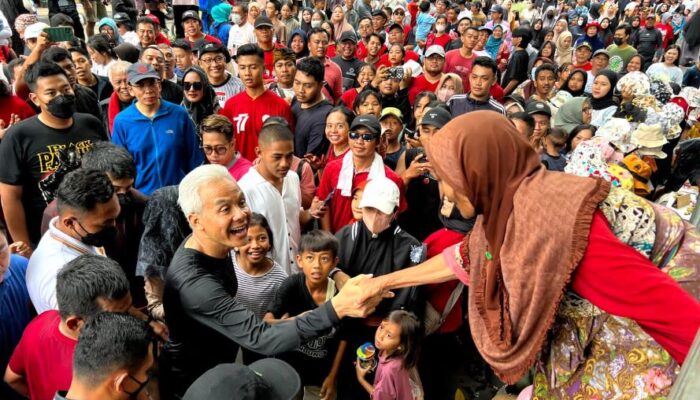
425;111;611;384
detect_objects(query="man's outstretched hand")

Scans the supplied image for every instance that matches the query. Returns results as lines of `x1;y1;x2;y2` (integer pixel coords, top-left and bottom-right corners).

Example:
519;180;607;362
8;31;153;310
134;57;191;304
331;274;394;318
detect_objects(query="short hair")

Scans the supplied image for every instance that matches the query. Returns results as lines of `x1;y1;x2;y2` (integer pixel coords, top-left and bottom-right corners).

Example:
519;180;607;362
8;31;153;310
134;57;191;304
296;56;324;83
268;0;281;11
464;26;479;35
81;143;136;181
262;116;290;128
472;56;498;75
7;58;26;81
236;43;264;61
87;34;115;57
108;60;132;81
510;111;535;136
73;313;154;387
615;23;632;36
178;164;234;215
171;39;192;52
367;32;383;44
69;46;90;60
535;63;558;79
25;61;69;92
419;1;430;12
308;27;329;42
41;46;73;64
258;123;294;147
200;114;234;141
248;213;274;250
299;229;339;257
136;17;157;30
56;169;115;214
139;45;164;60
273;47;296;64
56;254;130;319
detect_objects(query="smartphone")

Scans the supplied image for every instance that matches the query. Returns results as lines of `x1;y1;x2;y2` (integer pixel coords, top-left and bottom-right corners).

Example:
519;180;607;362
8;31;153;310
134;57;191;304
44;27;74;42
388;66;404;81
323;189;335;206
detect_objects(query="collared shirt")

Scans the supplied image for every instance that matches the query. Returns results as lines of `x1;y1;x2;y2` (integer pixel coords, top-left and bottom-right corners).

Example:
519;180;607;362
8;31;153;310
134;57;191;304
238;168;302;275
26;217;103;314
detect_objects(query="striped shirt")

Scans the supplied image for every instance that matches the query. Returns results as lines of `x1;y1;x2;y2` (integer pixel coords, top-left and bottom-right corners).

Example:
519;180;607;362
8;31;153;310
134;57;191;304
232;254;288;319
212;74;244;108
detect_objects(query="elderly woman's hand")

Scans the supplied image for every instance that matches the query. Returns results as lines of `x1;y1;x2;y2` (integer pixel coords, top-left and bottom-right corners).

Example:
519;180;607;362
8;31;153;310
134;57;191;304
331;275;394;318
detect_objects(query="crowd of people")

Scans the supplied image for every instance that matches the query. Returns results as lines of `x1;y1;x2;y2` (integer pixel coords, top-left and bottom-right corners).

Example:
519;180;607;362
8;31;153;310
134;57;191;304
0;0;700;398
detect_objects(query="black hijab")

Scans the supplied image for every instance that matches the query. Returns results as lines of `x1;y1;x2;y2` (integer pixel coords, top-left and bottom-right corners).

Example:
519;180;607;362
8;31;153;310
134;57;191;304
562;69;588;97
181;66;219;128
531;19;545;47
590;69;619;110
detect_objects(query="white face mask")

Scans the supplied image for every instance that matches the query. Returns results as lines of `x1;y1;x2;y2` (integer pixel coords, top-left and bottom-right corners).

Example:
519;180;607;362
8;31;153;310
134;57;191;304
362;208;394;235
231;13;242;24
437;88;455;102
311;20;322;28
435;24;446;32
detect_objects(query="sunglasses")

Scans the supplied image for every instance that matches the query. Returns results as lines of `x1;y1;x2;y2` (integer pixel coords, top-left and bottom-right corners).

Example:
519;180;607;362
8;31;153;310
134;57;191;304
201;144;230;155
184;81;203;91
349;131;377;141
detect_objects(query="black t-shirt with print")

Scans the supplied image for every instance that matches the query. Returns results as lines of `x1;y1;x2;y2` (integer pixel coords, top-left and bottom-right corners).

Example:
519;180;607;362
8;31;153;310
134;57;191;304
0;113;107;244
268;272;340;386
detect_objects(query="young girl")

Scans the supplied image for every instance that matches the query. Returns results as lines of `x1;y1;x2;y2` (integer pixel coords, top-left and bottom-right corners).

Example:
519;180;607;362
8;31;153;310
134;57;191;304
356;310;424;400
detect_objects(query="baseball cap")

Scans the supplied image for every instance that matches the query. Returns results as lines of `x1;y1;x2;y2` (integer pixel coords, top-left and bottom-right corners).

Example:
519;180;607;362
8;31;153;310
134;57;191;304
113;12;131;24
144;13;161;26
424;45;446;58
526;100;552;117
183;360;302;400
490;5;504;13
387;22;404;32
198;41;231;63
339;31;358;44
478;26;493;34
350;115;381;136
420;107;451;129
371;9;387;18
359;177;401;215
593;49;609;59
624;2;639;11
182;10;201;23
24;22;49;40
127;62;161;85
50;13;74;27
380;107;403;122
575;41;592;50
255;16;273;28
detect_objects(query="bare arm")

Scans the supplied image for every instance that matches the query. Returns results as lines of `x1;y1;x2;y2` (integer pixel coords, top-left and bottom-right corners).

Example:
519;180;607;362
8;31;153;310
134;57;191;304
4;366;29;397
0;183;31;252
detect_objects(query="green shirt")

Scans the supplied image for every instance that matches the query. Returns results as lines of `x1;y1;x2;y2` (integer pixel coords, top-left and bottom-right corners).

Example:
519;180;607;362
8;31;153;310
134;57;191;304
606;44;638;73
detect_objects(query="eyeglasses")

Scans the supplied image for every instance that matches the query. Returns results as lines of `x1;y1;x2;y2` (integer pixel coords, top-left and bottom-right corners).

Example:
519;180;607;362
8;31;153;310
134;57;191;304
394;11;405;15
201;144;230;155
349;131;377;141
183;81;203;91
200;55;226;65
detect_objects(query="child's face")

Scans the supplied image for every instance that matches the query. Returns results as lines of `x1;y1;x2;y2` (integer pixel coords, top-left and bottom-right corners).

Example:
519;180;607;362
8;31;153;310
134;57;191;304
297;250;337;285
351;189;364;220
375;320;402;352
239;225;271;264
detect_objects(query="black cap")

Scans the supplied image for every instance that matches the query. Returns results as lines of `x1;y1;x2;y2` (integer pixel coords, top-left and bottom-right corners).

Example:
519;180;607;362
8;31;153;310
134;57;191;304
182;10;201;22
113;12;130;23
420;107;451;129
387;22;404;32
525;100;552;117
255;16;274;28
371;9;387;18
350;115;381;136
182;360;302;400
197;41;231;63
339;31;358;43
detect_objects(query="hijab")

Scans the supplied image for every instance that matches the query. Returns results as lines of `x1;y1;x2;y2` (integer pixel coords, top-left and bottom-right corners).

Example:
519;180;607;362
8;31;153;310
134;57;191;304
425;111;610;384
485;27;504;59
553;96;589;133
590;69;618;110
288;29;309;59
332;5;354;42
181;66;219;128
531;18;545;47
97;17;123;44
562;68;587;97
555;31;573;65
598;18;613;46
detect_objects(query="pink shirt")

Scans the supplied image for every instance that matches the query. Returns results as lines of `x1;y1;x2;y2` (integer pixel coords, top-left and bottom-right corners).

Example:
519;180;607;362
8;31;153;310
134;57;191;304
228;154;253;181
372;353;423;400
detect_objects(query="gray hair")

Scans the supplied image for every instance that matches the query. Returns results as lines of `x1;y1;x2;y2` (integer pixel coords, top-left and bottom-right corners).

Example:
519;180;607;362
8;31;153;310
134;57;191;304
108;60;131;82
178;164;234;216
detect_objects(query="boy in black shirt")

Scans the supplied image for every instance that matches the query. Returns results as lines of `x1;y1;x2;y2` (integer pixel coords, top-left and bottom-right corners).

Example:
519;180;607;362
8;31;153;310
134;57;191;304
266;230;346;400
502;27;532;95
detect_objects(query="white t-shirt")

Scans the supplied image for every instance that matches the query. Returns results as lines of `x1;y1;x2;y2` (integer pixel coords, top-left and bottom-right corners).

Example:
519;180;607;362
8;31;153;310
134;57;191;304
26;217;103;314
227;23;257;56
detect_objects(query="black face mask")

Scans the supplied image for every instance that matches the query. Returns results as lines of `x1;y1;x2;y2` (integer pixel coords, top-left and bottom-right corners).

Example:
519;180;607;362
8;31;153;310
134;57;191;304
74;220;118;248
613;37;624;46
46;94;77;119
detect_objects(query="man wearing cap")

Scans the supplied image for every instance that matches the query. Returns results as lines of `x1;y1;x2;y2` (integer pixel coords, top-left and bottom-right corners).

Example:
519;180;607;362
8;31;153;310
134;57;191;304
449;56;505;117
502;27;532;95
315;115;405;233
332;32;365;91
255;16;287;83
308;27;344;102
390;6;416;49
607;25;637;73
408;45;445;105
573;42;594;71
221;44;293;162
196;42;243;107
380;107;406;170
111;63;203;195
139;45;184;104
113;13;139;46
526;100;552;143
371;9;388;40
585;49;610;93
376;23;420;67
227;4;256;57
22;23;49;55
632;14;663;69
574;21;605;52
484;5;511;44
444;26;479;87
183;10;222;48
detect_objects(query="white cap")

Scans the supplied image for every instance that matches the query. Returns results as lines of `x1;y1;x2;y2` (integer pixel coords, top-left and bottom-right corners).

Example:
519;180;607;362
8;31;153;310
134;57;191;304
24;22;49;40
624;2;639;11
359;177;400;215
424;45;446;58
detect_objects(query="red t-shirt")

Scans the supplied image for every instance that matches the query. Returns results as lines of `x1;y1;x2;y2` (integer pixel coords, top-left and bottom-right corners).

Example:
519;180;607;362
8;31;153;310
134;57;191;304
407;2;418;27
185;34;221;48
408;75;440;105
355;41;387;60
0;95;36;124
8;311;76;400
573;61;593;71
316;158;406;233
424;228;466;334
155;33;172;46
425;33;451;49
220;89;294;161
327;43;337;58
376;49;420;68
340;88;359;109
444;49;476;86
263;43;286;83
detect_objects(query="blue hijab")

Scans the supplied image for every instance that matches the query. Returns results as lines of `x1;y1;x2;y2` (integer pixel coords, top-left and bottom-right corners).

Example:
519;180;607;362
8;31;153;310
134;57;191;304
288;29;309;59
97;18;123;44
485;28;504;59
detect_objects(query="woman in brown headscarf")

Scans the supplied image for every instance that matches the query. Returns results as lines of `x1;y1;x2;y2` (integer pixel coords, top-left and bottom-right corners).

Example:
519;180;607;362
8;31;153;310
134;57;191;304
357;111;700;398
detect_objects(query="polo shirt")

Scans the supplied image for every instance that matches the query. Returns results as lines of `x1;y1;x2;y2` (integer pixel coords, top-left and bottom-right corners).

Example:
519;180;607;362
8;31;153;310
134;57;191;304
322;57;344;103
26;217;103;314
112;100;203;195
238;168;301;275
220;90;294;161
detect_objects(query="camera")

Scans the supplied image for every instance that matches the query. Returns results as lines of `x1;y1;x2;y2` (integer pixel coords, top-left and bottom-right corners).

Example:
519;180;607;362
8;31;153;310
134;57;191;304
388;66;404;81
